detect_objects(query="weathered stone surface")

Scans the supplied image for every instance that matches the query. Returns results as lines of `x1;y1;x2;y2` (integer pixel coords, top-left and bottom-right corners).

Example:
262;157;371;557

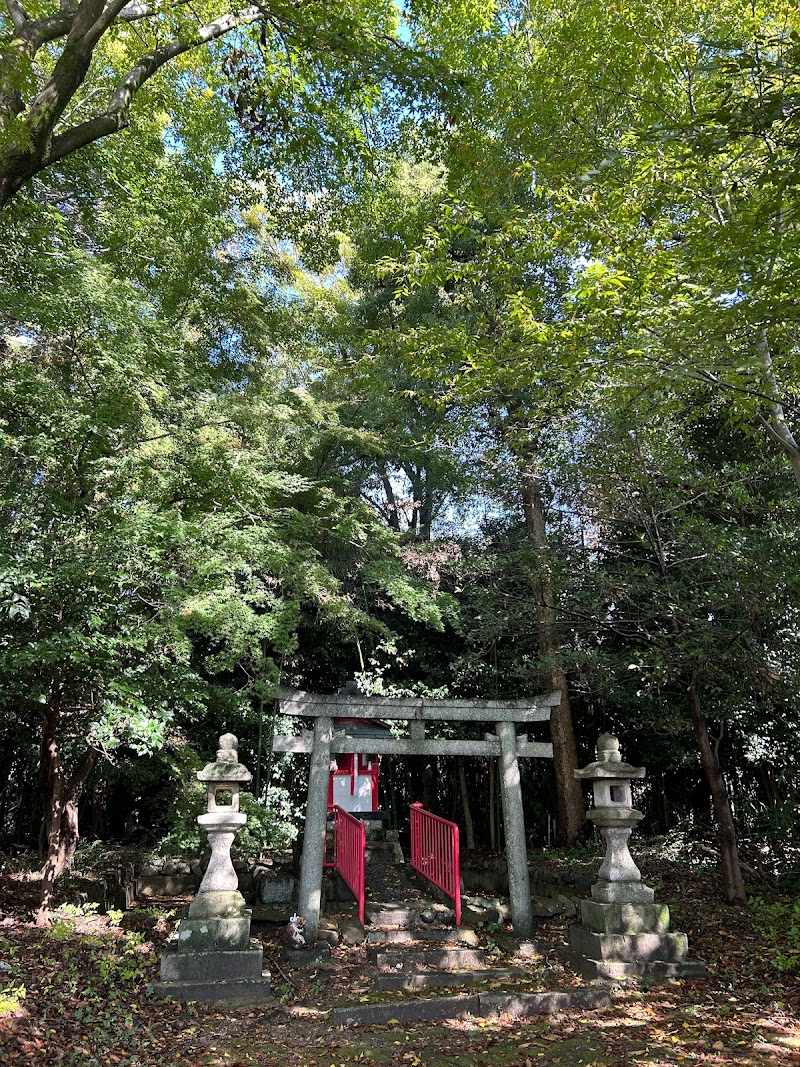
250;906;294;923
416;903;455;926
176;917;251;952
258;874;296;905
366;840;405;866
374;968;528;992
462;903;501;926
153;977;272;1004
332;994;481;1027
580;900;670;935
366;905;418;928
570;927;688;963
591;879;655;904
160;945;263;983
569;954;707;981
480;988;611;1018
187;890;247;918
136;875;199;897
283;942;331;965
366;927;479;946
370;947;486;971
338;919;366;945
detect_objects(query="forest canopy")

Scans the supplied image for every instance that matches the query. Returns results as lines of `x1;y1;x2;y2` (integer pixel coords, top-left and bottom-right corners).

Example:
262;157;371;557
1;0;799;918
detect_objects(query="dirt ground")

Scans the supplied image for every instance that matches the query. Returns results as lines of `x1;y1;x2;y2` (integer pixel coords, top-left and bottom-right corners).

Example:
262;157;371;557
1;853;799;1066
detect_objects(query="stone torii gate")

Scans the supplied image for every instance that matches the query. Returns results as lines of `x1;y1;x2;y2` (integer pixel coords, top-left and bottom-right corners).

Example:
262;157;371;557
273;686;561;942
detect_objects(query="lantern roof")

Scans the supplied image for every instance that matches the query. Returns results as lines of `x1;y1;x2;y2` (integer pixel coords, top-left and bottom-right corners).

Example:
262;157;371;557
574;733;645;781
196;733;253;783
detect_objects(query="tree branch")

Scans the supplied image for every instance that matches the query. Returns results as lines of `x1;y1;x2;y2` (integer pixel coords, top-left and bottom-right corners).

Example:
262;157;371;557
44;5;261;167
5;0;29;31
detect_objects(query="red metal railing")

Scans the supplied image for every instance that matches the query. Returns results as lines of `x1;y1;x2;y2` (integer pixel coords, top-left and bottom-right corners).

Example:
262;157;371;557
332;805;366;924
409;802;461;926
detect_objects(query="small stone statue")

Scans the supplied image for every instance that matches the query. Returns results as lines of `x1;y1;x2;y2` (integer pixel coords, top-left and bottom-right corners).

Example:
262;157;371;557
288;913;307;946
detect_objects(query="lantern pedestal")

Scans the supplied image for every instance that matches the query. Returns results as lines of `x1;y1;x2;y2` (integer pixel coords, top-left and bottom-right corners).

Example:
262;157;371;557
156;734;272;1003
566;735;705;981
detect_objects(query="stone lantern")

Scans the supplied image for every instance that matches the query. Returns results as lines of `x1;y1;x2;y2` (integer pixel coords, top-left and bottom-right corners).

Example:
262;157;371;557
577;733;651;902
156;734;271;1002
567;733;705;981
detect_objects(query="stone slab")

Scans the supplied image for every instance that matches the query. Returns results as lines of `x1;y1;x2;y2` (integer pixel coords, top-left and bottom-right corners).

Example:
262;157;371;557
480;987;612;1018
581;900;670;934
591;880;655;904
283;942;331;965
570;927;688;963
339;919;366;945
462;904;502;926
374;968;528;992
153;977;272;1004
331;994;482;1027
371;947;485;971
258;874;296;905
366;928;479;946
160;945;263;983
366;906;418;928
176;917;251;952
573;955;707;981
251;906;294;923
136;875;199;897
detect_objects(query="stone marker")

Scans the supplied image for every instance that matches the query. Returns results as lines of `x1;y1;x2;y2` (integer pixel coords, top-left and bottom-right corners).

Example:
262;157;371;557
155;733;272;1003
566;734;705;981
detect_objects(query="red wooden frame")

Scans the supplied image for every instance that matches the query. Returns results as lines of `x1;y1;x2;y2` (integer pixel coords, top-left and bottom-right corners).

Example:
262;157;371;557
409;802;461;926
332;805;366;923
327;753;380;812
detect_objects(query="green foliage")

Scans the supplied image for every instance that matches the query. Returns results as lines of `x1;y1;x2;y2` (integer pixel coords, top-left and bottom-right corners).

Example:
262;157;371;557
749;896;800;971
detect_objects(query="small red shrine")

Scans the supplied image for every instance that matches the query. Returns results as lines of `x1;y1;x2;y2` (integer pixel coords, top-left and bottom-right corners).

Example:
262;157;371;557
327;717;391;813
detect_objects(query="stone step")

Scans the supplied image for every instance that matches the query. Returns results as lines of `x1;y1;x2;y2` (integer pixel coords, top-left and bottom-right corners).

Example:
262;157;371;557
153;977;273;1004
374;967;528;992
574;956;707;981
332;994;480;1027
570;928;689;963
365;905;419;929
370;947;486;971
480;988;611;1018
366;927;479;946
330;987;611;1027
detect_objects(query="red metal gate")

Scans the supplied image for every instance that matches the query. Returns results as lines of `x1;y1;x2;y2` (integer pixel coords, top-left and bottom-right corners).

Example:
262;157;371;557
332;805;366;924
409;802;461;926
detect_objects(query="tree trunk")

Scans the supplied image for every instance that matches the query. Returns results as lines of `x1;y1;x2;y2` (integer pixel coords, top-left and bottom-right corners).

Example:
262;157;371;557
37;698;98;924
688;678;747;904
421;758;435;811
458;758;476;850
520;466;585;845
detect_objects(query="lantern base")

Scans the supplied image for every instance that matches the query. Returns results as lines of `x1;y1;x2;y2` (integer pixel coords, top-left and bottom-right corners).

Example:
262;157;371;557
591;879;654;904
160;943;266;984
154;973;272;1005
175;916;252;952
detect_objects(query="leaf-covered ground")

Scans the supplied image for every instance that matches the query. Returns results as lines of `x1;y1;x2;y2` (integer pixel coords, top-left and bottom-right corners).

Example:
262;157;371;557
1;855;799;1066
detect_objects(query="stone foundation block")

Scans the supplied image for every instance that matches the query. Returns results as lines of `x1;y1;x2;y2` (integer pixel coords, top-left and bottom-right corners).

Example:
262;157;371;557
160;945;264;983
570;954;707;981
153;977;272;1004
591;880;654;904
175;917;251;952
570;926;688;963
580;900;670;934
283;942;331;965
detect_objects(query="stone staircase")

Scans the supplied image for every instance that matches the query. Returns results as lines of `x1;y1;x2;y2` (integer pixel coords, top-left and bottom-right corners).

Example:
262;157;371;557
330;897;610;1026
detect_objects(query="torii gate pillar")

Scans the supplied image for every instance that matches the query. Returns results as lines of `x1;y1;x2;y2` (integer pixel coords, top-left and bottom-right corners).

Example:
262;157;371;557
497;720;533;938
296;716;333;944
